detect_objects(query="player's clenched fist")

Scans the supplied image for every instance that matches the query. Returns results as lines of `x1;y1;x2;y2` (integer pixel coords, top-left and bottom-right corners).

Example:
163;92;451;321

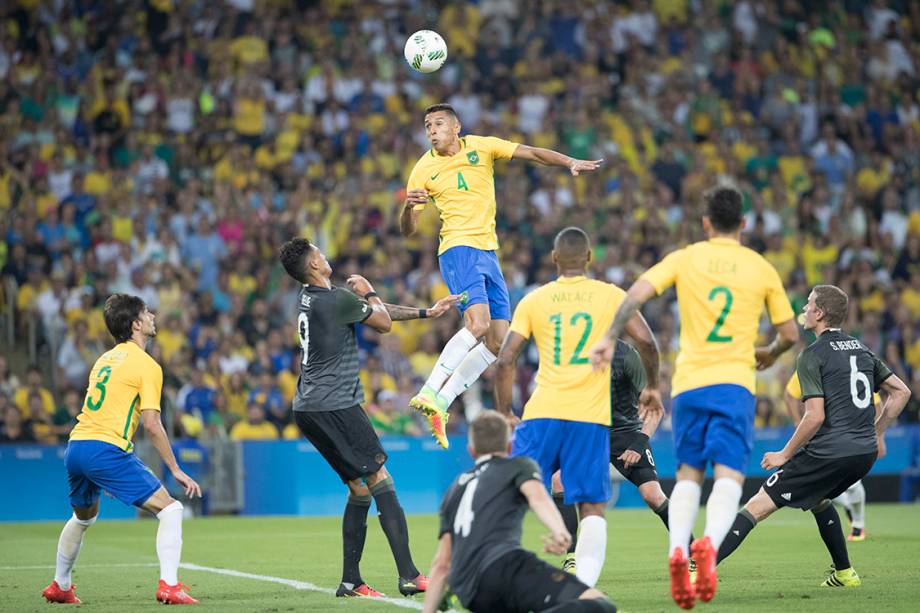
589;338;615;371
346;274;375;297
405;188;429;207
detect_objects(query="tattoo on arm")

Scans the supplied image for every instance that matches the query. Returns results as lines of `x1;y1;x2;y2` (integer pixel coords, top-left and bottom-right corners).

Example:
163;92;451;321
383;303;420;321
607;297;642;342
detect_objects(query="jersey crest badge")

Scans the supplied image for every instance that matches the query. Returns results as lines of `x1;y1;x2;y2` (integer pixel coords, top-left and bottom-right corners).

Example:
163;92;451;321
467;150;479;165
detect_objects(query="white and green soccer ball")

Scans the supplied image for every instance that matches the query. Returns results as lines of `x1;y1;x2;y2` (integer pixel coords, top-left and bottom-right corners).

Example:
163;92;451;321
404;30;448;74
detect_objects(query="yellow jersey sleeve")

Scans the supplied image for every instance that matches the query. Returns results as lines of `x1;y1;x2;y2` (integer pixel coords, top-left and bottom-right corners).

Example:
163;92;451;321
480;136;519;161
640;248;683;295
763;263;795;324
139;358;163;412
785;372;802;399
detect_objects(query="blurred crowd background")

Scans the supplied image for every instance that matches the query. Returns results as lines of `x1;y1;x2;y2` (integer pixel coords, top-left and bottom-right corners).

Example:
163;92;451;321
1;0;919;446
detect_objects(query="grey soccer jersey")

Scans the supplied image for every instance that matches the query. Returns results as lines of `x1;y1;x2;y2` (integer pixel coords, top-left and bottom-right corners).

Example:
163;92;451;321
292;284;372;412
610;340;645;434
796;330;892;458
439;455;542;606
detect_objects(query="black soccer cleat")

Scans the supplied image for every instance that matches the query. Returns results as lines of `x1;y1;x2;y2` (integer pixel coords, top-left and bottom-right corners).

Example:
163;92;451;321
398;574;429;596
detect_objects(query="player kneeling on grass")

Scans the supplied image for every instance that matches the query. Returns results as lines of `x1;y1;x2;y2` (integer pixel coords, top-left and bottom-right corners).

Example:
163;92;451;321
279;238;459;599
422;411;617;613
716;285;911;587
43;294;202;605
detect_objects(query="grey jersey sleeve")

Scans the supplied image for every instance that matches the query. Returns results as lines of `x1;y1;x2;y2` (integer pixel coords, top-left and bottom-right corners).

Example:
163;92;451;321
335;288;372;325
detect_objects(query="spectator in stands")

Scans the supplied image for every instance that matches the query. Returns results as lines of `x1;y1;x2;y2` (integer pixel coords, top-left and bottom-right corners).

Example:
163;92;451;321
1;404;34;443
367;390;422;437
13;365;54;417
229;403;279;441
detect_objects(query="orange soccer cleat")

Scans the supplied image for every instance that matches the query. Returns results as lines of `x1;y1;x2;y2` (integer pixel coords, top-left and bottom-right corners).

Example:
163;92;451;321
398;573;429;596
42;581;81;604
156;580;198;604
690;536;717;603
669;548;695;610
336;582;385;598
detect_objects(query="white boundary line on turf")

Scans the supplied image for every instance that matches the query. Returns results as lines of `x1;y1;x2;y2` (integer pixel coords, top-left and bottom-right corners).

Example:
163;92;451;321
0;563;158;570
180;562;424;611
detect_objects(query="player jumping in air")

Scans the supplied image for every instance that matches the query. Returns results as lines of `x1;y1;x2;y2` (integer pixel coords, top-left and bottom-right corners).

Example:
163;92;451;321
401;103;602;448
785;371;873;541
716;285;910;586
279;238;458;599
590;187;799;609
422;411;617;613
495;227;662;588
43;294;202;605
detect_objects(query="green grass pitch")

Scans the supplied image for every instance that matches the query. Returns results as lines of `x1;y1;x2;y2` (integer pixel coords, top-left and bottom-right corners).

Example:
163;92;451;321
2;504;919;612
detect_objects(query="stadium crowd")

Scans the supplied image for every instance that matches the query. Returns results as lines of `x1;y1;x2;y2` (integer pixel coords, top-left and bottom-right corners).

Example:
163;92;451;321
1;0;919;445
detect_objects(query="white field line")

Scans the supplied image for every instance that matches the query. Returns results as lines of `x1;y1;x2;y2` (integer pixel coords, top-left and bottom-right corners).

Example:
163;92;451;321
3;561;432;610
180;563;424;610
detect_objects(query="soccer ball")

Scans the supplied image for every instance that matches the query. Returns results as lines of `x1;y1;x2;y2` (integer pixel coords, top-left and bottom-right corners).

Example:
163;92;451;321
404;30;448;74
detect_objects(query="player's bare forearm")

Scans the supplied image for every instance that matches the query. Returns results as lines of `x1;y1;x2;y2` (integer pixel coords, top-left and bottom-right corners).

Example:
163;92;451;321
421;536;452;613
875;374;911;435
495;332;526;417
384;303;425;321
623;312;660;388
141;409;180;473
759;319;799;368
781;398;824;457
784;392;805;424
607;297;642;343
513;144;573;167
399;204;418;237
640;406;662;437
521;480;566;534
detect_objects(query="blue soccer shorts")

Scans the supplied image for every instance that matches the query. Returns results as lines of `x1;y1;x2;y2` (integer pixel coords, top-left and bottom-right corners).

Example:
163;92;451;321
671;384;756;473
438;246;511;320
511;418;611;505
65;440;162;508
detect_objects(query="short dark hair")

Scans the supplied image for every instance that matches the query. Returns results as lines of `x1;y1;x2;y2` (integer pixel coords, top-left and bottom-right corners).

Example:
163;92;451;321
424;103;458;121
104;294;147;343
469;411;510;455
279;238;313;284
704;186;744;232
554;226;590;255
813;284;849;328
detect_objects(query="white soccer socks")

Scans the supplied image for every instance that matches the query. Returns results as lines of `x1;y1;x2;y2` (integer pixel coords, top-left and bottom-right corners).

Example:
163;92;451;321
54;514;97;590
424;328;479;392
703;478;743;551
156;501;184;585
574;515;607;587
848;481;866;530
440;343;497;405
668;481;701;557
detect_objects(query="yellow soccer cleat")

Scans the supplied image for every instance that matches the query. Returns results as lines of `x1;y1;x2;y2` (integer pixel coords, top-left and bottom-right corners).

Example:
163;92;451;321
425;407;450;449
562;553;577;574
847;528;865;542
409;385;440;416
821;567;861;587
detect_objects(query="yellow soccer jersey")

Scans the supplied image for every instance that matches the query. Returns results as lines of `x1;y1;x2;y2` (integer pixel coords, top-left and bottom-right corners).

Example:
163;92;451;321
509;276;626;425
70;342;163;452
406;134;519;255
641;237;794;396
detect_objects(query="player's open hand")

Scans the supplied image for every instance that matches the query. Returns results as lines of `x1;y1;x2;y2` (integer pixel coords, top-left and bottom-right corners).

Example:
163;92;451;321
754;347;777;370
405;188;429;208
428;294;462;318
618;449;642;469
569;158;603;176
589;338;615;371
172;469;202;499
542;528;572;555
638;388;664;422
346;274;374;297
760;451;788;470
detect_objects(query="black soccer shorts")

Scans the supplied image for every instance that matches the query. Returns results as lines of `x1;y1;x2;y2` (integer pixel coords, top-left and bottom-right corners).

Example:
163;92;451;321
294;405;387;483
762;451;876;511
610;430;659;487
466;549;594;613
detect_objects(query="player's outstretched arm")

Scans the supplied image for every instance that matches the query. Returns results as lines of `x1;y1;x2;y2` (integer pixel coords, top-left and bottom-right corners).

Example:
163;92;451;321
400;189;428;237
382;295;462;321
421;533;452;613
755;318;799;370
762;397;825;470
520;480;572;555
512;144;603;176
875;374;911;436
141;409;202;498
346;274;392;333
495;331;527;427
